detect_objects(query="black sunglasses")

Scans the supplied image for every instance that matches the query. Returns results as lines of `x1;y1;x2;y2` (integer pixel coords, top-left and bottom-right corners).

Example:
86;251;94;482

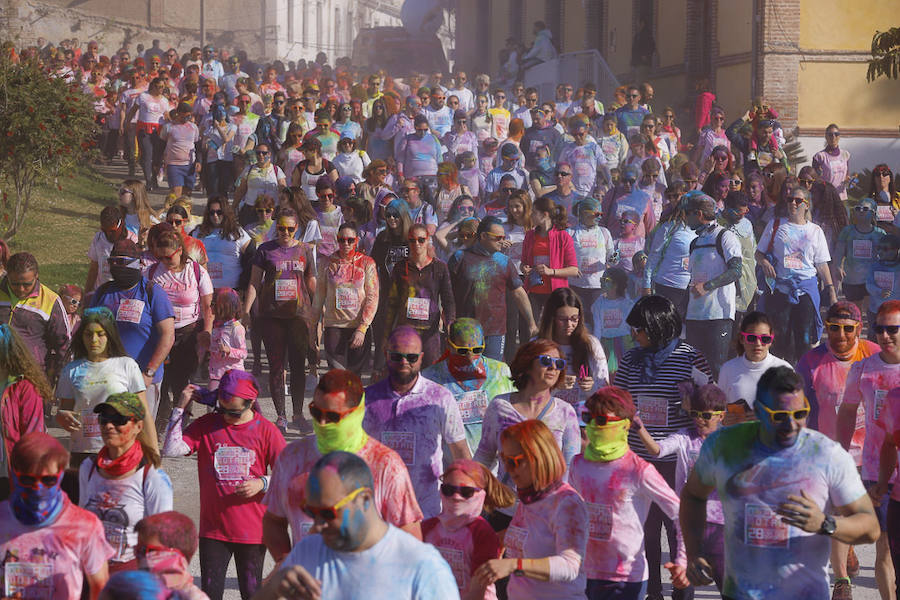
440;483;481;499
874;325;900;335
389;352;421;364
580;412;624;426
98;412;135;427
209;209;223;216
826;322;857;334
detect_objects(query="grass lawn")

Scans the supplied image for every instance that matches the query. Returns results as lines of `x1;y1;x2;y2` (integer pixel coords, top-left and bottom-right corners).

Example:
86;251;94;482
6;167;117;291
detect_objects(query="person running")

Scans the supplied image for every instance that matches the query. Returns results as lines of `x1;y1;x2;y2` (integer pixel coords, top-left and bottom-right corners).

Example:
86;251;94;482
255;452;458;600
0;432;114;600
573;386;688;599
78;392;172;573
262;369;423;562
363;326;471;519
681;366;879;599
162;369;286;600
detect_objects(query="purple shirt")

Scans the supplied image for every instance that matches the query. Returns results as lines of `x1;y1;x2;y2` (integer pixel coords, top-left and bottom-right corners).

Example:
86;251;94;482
398;132;443;178
363;375;467;518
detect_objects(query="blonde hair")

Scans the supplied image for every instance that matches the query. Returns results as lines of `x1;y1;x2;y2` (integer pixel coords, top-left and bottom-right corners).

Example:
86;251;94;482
121;179;154;230
442;459;515;513
500;420;565;491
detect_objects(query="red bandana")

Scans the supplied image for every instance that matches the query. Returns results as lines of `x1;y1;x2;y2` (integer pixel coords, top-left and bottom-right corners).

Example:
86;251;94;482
96;440;144;477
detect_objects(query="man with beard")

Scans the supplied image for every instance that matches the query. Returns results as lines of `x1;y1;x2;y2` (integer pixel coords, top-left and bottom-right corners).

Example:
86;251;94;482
797;301;879;596
90;239;175;419
363;327;470;519
422;319;514;455
255;452;458;600
681;366;879;600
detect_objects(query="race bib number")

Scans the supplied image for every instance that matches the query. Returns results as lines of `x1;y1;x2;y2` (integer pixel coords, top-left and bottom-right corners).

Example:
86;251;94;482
877;205;894;222
207;261;223;280
602;308;623;331
580;234;598;249
575;161;592;178
601;140;618;156
681;256;691;271
637;396;669;427
586;503;613;540
335;286;360;312
852;240;873;260
875;389;888;422
745;503;790;548
81;411;101;438
275;279;299;302
381;431;416;465
504;525;528;557
213;446;255;481
876;271;894;291
172;305;187;324
457;390;489;425
406;297;430;321
783;252;804;270
4;562;54;599
439;546;468;589
116;298;145;324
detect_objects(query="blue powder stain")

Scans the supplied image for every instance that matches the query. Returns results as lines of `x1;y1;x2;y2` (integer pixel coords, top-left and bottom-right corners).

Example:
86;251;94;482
339;504;350;538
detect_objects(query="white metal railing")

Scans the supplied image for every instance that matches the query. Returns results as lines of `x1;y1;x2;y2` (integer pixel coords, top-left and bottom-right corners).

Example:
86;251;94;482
524;49;620;109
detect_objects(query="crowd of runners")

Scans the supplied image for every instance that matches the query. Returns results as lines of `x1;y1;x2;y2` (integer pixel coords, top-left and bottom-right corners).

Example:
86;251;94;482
0;32;899;600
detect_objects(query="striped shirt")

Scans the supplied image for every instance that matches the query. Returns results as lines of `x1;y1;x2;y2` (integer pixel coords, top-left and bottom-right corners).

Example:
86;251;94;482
615;341;712;462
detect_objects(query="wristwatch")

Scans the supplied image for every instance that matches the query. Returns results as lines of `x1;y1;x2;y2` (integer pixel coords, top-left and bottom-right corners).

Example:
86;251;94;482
818;515;837;536
143;366;157;378
513;558;524;576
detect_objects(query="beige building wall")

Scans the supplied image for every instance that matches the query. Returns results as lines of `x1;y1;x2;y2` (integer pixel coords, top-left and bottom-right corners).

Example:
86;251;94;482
605;1;633;77
657;0;686;68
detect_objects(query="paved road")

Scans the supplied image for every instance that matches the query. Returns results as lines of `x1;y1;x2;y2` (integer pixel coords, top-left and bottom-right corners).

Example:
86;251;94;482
77;160;885;598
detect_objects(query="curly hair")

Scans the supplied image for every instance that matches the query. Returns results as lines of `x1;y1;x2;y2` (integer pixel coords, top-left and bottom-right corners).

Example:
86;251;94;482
0;324;54;405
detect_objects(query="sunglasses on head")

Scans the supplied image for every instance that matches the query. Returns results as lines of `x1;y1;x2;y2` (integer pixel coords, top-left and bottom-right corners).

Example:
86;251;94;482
309;403;355;424
740;332;774;345
826;321;857;333
537;354;566;370
302;486;367;521
580;412;625;426
14;471;62;489
689;409;724;420
448;339;484;355
440;483;481;499
501;452;527;471
874;324;900;335
98;411;135;427
389;351;421;364
758;399;810;424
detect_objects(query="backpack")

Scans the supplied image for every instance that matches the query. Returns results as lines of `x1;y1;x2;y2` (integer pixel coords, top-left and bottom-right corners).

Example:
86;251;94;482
689;227;741;298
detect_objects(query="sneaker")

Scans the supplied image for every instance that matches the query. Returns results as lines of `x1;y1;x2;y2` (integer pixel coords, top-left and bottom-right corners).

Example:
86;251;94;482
293;415;313;433
846;546;860;578
276;416;288;435
832;579;852;600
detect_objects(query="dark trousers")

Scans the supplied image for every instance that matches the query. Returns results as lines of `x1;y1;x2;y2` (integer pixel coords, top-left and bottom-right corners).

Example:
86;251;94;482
259;317;309;418
655;283;689;320
643;460;690;600
159;322;200;432
206;160;236;197
886;499;900;597
323;327;371;374
123;125;137;175
504;291;530;364
198;537;266;600
586;579;647;599
767;290;819;364
685;318;733;380
137;128;165;188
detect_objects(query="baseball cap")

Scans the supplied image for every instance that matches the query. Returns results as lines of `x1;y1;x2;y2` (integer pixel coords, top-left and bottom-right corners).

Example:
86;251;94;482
500;143;520;159
110;239;141;259
95;392;145;420
825;301;861;323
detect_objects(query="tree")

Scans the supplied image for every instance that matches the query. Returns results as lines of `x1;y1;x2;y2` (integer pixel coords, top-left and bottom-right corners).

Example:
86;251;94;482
867;27;900;82
0;52;97;239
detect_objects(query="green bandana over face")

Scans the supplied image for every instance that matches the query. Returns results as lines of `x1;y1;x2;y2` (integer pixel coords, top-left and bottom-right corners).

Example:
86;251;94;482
584;418;630;462
313;399;368;455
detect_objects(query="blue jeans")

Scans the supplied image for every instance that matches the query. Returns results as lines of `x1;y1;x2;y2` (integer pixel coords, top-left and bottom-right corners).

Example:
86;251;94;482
586;579;647;600
484;334;505;361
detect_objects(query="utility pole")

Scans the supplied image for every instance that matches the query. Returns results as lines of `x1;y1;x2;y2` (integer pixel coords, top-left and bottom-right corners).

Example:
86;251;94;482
200;0;206;48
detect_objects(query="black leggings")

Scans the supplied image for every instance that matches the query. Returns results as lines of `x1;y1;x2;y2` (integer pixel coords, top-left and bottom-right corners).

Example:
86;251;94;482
198;537;266;600
886;499;900;597
323;327;371;373
160;322;200;430
259;316;309;418
655;283;689;320
767;289;819;365
643;459;691;600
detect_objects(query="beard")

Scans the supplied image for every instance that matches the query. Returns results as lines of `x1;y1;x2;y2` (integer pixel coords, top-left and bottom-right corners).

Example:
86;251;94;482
390;368;419;386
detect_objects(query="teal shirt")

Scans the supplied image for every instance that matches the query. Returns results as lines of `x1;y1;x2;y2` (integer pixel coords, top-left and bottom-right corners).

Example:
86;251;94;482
422;358;514;454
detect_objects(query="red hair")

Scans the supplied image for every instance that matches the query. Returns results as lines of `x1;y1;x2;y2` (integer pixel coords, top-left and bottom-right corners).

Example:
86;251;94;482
877;300;900;320
586;386;636;420
508;338;564;391
500;420;566;490
316;369;364;407
10;432;69;474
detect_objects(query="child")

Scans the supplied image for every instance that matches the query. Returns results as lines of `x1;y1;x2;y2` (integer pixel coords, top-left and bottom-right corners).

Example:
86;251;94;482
135;510;209;600
569;386;687;598
567;198;615;330
627;251;648;300
456;151;483;202
833;197;884;316
635;382;727;593
614;210;644;272
58;283;83;333
590;267;636;376
209;288;247;391
422;459;515;600
865;234;900;329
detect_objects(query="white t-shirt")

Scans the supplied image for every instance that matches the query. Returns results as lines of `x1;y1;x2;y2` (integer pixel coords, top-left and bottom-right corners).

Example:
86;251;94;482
756;221;830;293
694;425;866;599
717;353;793;408
136;92;170;125
161;122;200;165
146;260;213;329
332;150;371;182
56;357;147;453
78;461;174;563
87;230;139;287
280;525;459;600
686;225;743;321
567;225;615;289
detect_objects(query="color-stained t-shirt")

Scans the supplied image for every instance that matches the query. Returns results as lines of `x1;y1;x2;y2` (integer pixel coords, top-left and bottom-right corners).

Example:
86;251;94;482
253;240;315;321
448;246;523;337
422;516;501;598
263;435;423;543
314;253;379;331
656;428;724;524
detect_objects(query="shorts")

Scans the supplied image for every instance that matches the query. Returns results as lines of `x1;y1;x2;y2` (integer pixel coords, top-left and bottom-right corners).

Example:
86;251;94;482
863;479;890;530
166;163;196;188
842;282;867;301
